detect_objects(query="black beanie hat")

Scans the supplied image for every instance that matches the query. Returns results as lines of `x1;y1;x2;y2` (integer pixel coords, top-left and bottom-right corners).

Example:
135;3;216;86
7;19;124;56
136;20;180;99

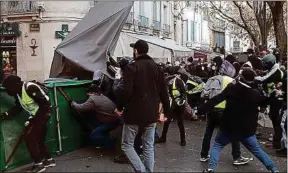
240;67;256;83
2;75;22;88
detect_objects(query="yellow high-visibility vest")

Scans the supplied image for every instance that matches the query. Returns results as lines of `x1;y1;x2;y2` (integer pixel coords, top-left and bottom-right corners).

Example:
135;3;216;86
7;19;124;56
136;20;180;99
172;77;181;98
17;84;39;116
214;76;234;109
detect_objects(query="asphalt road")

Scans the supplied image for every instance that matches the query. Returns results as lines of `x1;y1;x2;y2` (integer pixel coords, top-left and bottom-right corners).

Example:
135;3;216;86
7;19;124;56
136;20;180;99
11;120;287;172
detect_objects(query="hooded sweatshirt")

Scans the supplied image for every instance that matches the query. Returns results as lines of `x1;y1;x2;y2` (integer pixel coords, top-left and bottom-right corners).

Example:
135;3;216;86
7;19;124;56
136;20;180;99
198;81;271;138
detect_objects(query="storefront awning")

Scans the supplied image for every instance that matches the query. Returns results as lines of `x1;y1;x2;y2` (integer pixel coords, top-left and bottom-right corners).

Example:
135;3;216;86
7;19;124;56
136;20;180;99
113;32;193;62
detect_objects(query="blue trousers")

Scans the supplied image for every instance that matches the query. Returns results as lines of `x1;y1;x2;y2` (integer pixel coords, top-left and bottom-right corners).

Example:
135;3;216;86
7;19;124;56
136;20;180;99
89;120;119;148
209;131;278;172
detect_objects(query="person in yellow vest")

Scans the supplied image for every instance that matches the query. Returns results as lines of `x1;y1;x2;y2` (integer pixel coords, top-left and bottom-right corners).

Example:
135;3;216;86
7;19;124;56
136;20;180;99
156;66;187;146
199;60;250;165
0;75;55;173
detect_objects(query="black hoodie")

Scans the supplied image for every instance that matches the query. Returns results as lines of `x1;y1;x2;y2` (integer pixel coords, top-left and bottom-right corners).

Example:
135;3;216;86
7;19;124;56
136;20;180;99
198;81;271;138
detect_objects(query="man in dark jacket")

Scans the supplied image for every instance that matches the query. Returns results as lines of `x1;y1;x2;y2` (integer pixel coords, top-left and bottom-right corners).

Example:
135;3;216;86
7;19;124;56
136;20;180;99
255;54;283;149
198;68;279;173
113;40;170;172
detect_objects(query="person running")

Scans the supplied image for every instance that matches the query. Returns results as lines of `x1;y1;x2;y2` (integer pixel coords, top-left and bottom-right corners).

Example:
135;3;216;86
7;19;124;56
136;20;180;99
199;59;249;165
0;75;55;172
197;68;279;173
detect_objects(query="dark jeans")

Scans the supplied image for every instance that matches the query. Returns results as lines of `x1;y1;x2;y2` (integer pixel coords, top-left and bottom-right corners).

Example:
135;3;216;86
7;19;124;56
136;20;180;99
201;109;241;160
161;105;185;141
187;92;204;108
134;128;143;154
269;100;283;146
24;114;51;163
209;132;278;172
89;120;120;148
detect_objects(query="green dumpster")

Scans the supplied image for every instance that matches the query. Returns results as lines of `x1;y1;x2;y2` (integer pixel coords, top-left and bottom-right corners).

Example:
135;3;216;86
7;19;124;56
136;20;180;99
0;79;92;171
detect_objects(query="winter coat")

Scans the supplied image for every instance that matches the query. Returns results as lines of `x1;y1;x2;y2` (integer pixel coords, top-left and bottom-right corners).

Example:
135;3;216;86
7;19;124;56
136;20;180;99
198;81;271;137
113;54;170;126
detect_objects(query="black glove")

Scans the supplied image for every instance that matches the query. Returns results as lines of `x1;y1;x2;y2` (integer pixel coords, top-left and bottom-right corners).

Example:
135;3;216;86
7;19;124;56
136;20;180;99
119;57;131;69
0;112;8;121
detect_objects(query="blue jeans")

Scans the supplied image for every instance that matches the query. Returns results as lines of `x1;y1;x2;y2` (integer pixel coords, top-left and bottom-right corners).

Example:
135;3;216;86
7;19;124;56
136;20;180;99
155;126;160;139
89;120;119;148
280;110;287;148
122;123;156;173
201;110;241;160
209;132;278;172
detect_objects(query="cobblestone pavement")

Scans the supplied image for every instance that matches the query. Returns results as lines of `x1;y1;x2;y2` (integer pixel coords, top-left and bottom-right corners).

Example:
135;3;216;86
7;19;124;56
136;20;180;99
11;120;287;172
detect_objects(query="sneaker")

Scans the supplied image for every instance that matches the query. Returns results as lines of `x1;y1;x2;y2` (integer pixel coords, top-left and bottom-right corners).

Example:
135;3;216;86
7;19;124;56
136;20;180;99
200;155;210;162
114;154;129;164
43;158;56;168
28;163;46;173
233;156;250;165
276;148;287;157
203;169;214;173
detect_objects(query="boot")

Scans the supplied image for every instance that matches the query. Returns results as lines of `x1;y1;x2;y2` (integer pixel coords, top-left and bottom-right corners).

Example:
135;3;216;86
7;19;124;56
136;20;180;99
155;136;166;144
180;140;186;146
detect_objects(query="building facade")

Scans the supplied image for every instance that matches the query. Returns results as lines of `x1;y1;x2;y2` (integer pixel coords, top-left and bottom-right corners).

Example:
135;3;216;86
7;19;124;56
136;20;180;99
0;1;93;82
0;1;217;82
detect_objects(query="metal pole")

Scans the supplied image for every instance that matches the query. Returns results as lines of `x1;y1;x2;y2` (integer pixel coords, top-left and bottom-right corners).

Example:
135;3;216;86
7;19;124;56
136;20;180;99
53;86;63;154
263;1;267;50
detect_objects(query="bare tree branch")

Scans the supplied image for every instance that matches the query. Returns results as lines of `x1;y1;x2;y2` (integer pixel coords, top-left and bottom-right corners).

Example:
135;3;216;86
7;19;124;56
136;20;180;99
210;2;246;29
233;1;251;32
246;1;253;9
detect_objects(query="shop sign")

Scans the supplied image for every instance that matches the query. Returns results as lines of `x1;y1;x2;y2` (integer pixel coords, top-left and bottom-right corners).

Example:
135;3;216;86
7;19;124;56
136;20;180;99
1;37;17;47
55;24;70;40
30;23;40;32
0;23;21;37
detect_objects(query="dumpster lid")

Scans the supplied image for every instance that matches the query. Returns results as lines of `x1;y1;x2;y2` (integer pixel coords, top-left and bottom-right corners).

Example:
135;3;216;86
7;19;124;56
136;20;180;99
44;78;92;88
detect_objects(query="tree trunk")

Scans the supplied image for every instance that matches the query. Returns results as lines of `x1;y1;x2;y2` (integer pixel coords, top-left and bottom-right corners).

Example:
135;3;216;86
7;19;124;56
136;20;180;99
268;2;287;60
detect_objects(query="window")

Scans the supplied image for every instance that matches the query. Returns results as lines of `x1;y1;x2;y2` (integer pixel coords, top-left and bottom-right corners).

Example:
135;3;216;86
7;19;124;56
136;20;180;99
213;31;225;47
190;21;197;42
163;5;167;24
153;1;157;21
203;9;209;21
139;1;144;16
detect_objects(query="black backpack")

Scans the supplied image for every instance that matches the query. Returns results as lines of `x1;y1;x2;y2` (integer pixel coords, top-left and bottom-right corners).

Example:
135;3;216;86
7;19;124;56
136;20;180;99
27;80;49;95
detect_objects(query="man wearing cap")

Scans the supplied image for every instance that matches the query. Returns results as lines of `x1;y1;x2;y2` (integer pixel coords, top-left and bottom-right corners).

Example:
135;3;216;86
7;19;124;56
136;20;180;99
71;70;122;149
113;40;170;172
198;68;279;173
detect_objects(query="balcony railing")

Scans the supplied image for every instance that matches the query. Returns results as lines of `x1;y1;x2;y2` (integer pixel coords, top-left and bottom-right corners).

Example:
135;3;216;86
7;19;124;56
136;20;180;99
0;1;38;15
126;12;134;25
152;20;160;31
230;47;243;53
163;24;170;33
138;15;149;28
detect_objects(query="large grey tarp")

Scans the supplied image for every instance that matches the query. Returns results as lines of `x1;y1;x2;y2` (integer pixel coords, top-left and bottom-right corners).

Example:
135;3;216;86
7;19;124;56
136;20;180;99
50;1;133;79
